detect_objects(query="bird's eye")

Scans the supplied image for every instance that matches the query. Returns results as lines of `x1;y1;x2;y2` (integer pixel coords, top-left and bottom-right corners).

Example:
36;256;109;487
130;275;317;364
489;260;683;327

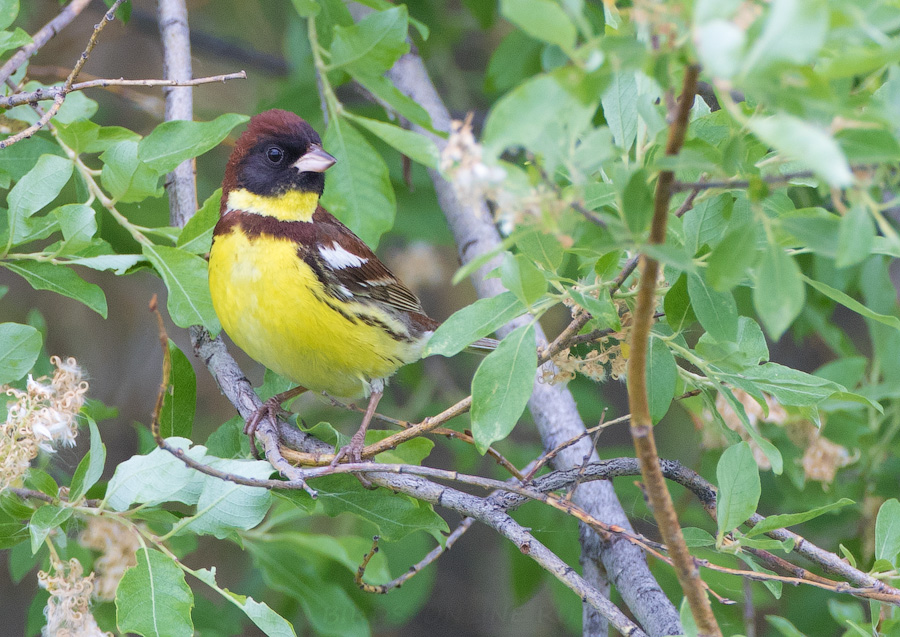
265;146;284;164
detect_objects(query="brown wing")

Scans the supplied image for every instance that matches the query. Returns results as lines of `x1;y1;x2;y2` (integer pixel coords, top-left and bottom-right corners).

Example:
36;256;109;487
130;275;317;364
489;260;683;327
311;207;428;317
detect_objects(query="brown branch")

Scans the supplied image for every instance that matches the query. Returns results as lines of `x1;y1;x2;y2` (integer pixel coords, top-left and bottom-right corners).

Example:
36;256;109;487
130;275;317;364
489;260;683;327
0;0;126;150
0;72;247;109
625;65;721;636
0;0;93;86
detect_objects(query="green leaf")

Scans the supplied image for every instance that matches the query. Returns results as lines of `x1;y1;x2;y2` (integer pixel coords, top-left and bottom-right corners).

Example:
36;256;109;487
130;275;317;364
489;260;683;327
836;204;875;269
485;30;543;95
66;254;144;274
350;71;433;130
803;275;900;331
54;203;97;251
647;336;677;423
69;417;106;501
706;225;759;291
290;0;319;17
55;120;100;155
601;72;638;151
248;540;369;637
316;473;449;541
1;261;107;317
367;430;433;465
748;114;852;187
180;456;273;539
500;0;577;51
500;253;546;306
766;615;806;637
321;118;395;247
0;322;41;384
471;323;537;453
191;567;297;637
683;193;733;255
160;340;196;439
0;522;28;549
0;0;19;31
696;316;769;371
876;499;900;564
516;229;564;270
622;169;653;234
569;287;620;330
743;0;828;73
330;6;409;75
177;188;220;254
139;113;249;175
753;245;805;340
0;27;29;56
105;438;207;510
142;245;220;332
746;498;855;537
664;273;696;332
733;363;844;407
7;154;72;244
100;140;162;203
425;291;526;357
483;70;599;156
682;527;716;548
716;442;761;538
116;549;194;637
687;273;738;342
343;112;439;168
29;505;73;554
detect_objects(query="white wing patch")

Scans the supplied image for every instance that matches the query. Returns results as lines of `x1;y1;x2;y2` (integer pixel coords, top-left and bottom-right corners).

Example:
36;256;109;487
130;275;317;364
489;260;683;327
319;242;369;269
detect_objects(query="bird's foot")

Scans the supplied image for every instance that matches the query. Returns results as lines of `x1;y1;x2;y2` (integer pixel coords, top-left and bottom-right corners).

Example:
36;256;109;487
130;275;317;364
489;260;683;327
244;397;287;459
330;431;375;488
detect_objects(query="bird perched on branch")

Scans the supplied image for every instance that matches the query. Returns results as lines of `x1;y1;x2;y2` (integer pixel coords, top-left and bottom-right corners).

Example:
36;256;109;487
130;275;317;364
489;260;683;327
209;109;492;464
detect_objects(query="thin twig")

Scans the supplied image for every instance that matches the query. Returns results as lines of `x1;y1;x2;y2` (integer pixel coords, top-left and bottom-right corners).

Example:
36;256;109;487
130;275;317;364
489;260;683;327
0;72;247;109
0;0;127;149
0;0;93;85
356;520;474;593
671;171;817;192
625;64;721;636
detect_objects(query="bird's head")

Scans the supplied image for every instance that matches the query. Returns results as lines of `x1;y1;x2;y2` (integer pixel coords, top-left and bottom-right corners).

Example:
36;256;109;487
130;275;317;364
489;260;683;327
222;109;336;201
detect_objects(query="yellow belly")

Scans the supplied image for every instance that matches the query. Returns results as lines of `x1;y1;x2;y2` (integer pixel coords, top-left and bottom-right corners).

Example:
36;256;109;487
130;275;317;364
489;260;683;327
209;229;417;398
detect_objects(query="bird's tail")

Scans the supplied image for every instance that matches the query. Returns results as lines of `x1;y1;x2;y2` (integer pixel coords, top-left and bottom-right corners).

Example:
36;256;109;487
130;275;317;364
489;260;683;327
466;337;499;353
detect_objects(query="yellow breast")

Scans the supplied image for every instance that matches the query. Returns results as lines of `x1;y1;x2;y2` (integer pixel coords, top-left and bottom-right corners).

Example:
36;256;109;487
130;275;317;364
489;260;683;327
208;225;419;398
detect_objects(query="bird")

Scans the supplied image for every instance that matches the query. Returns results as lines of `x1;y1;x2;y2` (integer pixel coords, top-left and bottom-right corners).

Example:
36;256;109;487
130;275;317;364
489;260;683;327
208;109;491;465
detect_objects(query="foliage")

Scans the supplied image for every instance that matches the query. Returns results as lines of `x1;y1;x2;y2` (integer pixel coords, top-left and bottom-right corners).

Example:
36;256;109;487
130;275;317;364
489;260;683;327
4;0;900;635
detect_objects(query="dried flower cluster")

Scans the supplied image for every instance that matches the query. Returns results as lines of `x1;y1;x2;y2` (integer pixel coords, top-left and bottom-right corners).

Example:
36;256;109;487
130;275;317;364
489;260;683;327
694;389;854;483
794;423;856;485
543;306;632;385
1;357;88;492
38;557;111;637
440;115;506;207
79;517;141;601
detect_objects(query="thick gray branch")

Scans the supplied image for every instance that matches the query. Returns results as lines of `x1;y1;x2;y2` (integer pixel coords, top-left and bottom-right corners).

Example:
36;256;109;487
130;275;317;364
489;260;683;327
158;0;197;227
384;52;682;637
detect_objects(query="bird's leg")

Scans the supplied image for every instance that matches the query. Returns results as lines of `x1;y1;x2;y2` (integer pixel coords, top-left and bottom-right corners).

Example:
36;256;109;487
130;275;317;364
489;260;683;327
331;390;382;467
245;385;308;458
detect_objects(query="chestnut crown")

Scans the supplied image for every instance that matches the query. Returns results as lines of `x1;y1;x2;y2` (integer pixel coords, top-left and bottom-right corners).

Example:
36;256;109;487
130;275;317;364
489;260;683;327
222;109;333;200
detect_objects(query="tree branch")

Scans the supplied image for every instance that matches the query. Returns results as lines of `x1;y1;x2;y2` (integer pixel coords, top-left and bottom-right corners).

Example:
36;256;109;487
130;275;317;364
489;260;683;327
158;0;198;227
382;47;682;637
0;0;127;150
0;0;93;86
625;65;721;636
0;72;246;108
